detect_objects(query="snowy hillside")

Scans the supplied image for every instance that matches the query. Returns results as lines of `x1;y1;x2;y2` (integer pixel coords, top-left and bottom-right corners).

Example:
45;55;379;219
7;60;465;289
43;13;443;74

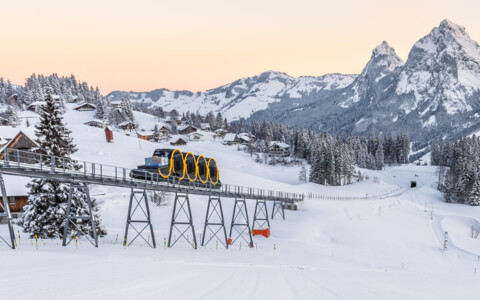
1;106;480;299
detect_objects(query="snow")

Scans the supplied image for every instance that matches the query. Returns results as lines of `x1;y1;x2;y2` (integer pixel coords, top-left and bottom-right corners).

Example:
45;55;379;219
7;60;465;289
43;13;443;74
1;107;480;299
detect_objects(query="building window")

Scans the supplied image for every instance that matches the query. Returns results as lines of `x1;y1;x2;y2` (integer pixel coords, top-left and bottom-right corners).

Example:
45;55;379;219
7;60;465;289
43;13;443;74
8;197;16;205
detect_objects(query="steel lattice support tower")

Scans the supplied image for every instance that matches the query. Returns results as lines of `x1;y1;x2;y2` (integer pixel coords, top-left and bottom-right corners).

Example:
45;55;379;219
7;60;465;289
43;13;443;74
252;199;270;231
271;200;285;220
229;198;253;247
168;192;197;249
124;189;156;248
62;184;99;248
201;196;228;248
0;173;16;249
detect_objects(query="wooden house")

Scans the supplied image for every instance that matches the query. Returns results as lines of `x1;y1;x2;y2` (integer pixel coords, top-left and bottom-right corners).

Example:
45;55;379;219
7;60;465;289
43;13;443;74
170;138;187;146
214;129;227;138
238;133;255;145
73;102;96;111
84;120;105;128
178;125;197;135
0;131;38;163
0;176;29;219
268;141;291;157
222;133;239;145
200;123;211;131
0;116;8;126
110;100;122;108
26;101;45;112
188;132;204;142
137;131;153;141
118;121;137;131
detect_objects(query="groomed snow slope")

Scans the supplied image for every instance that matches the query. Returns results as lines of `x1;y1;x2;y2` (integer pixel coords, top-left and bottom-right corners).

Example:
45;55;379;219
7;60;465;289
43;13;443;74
1;106;480;299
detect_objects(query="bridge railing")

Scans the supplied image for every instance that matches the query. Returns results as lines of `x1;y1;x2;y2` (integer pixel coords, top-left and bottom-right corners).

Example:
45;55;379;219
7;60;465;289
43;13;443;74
1;148;304;202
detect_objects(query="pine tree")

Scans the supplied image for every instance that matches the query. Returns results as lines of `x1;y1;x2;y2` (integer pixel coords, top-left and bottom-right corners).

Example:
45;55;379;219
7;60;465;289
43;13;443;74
215;112;223;130
152;124;161;142
298;164;307;183
18;94;106;239
375;143;384;170
469;178;480;206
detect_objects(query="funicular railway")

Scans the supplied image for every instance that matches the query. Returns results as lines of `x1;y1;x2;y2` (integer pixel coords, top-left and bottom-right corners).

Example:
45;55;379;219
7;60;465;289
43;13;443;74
0;148;304;250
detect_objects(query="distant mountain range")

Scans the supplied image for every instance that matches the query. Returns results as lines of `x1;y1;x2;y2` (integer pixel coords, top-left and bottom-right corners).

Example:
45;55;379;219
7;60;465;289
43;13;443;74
107;19;480;153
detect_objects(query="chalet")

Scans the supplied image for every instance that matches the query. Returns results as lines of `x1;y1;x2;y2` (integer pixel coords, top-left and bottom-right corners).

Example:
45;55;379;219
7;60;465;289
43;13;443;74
268;141;291;157
0;131;38;163
26;101;45;112
155;123;171;136
0;176;30;220
110;100;122;108
84;120;106;128
73;102;96;111
200;123;211;131
222;133;239;145
137;131;153;141
178;125;197;135
170;138;187;146
118;121;137;131
214;129;228;138
188;132;204;142
0;116;8;126
238;132;255;145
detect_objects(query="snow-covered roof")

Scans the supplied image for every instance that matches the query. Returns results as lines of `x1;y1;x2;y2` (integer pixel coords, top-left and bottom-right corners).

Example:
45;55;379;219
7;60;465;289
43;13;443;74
137;131;154;136
74;102;96;109
178;125;197;131
223;133;238;142
2;175;30;196
105;126;113;131
269;141;290;149
188;132;203;136
239;135;251;142
118;121;135;126
200;123;210;129
84;119;104;124
27;101;46;107
0;130;38;153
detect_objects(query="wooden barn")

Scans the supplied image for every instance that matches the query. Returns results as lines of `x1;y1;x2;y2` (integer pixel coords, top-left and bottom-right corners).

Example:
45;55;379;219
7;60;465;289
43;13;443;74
105;126;114;143
0;131;38;163
170;138;187;146
74;102;96;111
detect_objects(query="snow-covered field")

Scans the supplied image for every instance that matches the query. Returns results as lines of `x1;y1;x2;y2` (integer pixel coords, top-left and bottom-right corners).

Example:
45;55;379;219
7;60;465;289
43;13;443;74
1;107;480;299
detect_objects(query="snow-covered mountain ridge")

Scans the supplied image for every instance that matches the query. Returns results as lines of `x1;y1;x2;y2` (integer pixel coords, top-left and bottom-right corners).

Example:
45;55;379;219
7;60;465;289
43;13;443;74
108;20;480;152
107;71;356;121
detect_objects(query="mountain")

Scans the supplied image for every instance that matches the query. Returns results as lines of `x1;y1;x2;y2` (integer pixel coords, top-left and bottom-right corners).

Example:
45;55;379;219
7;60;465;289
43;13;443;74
107;71;356;121
108;19;480;152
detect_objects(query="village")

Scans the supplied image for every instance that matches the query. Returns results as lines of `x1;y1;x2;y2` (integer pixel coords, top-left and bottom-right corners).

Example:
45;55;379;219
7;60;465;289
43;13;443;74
0;98;292;222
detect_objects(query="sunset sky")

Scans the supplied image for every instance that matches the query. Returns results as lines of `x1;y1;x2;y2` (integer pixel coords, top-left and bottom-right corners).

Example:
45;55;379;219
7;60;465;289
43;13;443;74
1;0;479;94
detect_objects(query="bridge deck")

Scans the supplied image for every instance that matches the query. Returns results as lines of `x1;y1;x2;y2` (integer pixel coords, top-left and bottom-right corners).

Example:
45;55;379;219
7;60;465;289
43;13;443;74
0;149;304;203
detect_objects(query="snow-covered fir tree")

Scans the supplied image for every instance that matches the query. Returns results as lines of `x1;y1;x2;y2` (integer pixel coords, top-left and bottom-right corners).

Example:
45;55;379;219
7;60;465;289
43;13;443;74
18;94;107;239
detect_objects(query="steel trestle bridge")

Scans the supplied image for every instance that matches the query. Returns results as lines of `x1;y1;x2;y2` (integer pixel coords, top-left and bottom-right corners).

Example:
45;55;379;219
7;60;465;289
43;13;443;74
0;148;303;250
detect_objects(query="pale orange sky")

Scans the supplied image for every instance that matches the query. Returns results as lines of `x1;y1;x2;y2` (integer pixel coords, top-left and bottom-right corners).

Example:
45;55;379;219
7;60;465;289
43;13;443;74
1;0;479;94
